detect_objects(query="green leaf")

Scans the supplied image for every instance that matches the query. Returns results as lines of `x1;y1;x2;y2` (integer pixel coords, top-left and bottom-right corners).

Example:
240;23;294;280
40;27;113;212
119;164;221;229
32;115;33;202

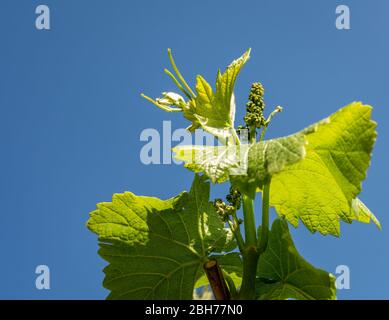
87;174;235;299
188;49;251;140
231;132;308;197
256;219;336;300
173;144;249;184
216;253;243;288
173;131;307;190
270;102;377;235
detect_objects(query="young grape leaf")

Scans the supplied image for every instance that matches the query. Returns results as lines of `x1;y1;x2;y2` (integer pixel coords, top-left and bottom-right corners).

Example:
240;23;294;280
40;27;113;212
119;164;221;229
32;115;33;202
87;174;235;299
142;49;250;142
270;102;377;235
256;219;336;300
188;49;251;140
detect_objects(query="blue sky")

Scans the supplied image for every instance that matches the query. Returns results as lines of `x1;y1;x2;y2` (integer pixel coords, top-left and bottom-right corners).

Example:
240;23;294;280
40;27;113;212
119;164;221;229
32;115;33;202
0;0;388;299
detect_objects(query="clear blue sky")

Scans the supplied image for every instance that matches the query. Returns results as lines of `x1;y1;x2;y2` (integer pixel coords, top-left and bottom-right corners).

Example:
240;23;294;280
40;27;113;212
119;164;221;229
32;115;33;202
0;0;388;299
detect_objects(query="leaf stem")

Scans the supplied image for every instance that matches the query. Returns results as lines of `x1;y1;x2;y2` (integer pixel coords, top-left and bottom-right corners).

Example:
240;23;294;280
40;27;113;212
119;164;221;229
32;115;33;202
223;271;237;298
242;195;257;247
228;214;244;252
258;177;271;254
258;127;267;142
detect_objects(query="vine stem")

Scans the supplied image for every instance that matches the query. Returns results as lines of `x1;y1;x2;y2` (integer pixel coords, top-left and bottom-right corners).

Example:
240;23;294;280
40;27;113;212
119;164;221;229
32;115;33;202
203;259;231;300
227;217;244;252
249;126;256;144
238;195;259;299
258;177;271;254
242;196;257;247
238;179;271;299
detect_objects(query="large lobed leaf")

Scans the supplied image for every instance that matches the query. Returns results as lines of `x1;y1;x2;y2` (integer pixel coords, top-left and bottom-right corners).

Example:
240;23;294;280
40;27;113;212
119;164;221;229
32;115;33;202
270;102;378;235
87;174;235;299
256;219;336;300
175;102;379;236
